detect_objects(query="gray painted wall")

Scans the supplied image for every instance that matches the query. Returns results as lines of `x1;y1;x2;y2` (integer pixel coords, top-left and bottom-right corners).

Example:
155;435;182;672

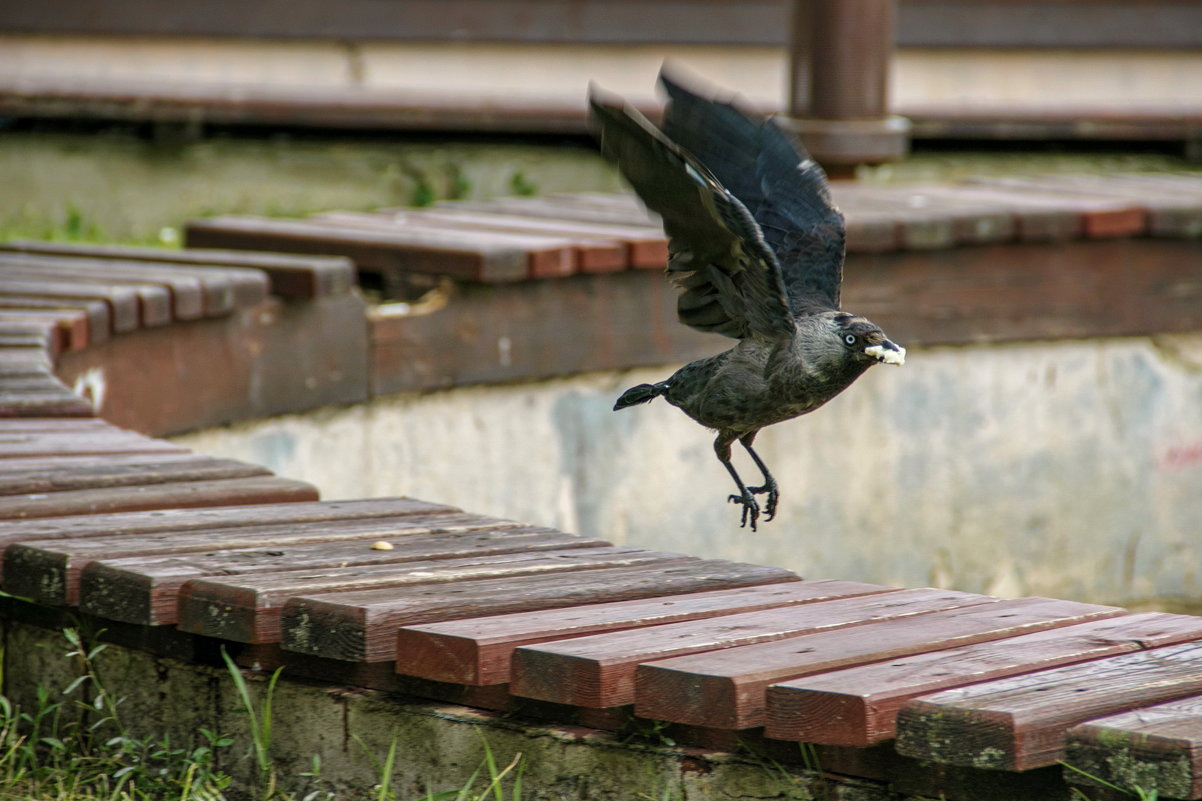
174;334;1202;610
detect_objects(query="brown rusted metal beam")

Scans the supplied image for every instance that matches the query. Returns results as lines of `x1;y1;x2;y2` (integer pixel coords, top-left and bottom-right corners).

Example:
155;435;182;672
783;0;910;170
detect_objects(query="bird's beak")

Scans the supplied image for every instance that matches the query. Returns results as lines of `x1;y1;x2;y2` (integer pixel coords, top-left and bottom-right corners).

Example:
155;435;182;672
865;340;906;365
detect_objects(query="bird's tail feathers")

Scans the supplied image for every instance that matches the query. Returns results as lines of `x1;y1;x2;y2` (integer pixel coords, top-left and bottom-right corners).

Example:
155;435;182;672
613;382;668;410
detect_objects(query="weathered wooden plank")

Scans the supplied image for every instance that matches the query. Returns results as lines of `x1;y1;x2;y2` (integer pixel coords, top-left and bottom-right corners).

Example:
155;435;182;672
178;546;695;644
510;588;998;708
0;240;354;300
895;641;1202;772
634;596;1123;730
1064;694;1202;800
0;276;141;333
1002;173;1202;238
444;197;662;228
0;347;54;376
406;207;667;268
0;307;90;349
888;183;1082;242
0;260;174;326
0;388;94;418
0;295;111;344
765;611;1202;746
80;526;602;625
283;560;800;663
0;454;269;496
0;496;455;556
961;177;1147;237
7;510;515;606
314;211;616;276
0;318;65;355
832;184;959;250
0;418;110;432
396;578;895;686
0;475;318;521
0;429;188;458
185;215;533;282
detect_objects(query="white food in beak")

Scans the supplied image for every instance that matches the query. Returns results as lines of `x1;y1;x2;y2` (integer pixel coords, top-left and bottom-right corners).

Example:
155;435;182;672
865;343;906;365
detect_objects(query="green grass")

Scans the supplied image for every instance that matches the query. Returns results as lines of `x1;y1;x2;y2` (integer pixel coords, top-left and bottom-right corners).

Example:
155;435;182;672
0;629;526;801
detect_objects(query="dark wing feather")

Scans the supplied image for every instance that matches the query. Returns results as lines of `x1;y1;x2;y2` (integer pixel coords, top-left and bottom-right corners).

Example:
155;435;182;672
588;88;794;341
658;68;846;313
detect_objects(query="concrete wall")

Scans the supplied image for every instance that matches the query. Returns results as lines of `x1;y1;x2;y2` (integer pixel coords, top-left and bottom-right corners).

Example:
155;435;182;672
174;332;1202;611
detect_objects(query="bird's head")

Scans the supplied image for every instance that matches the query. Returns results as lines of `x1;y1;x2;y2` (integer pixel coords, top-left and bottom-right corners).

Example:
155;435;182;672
830;312;906;366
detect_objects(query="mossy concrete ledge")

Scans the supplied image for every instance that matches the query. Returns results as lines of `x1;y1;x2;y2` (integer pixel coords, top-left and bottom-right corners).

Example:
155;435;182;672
1;616;892;801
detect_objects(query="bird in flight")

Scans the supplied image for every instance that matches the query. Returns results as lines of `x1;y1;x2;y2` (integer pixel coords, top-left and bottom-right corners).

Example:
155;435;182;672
590;68;905;531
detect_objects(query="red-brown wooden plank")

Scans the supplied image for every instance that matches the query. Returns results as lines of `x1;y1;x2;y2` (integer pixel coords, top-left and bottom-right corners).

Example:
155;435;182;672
0;496;456;559
0;315;71;355
443;196;662;228
0;278;139;333
0;347;53;376
634;596;1123;730
314;211;616;276
886;183;1082;242
0;253;206;320
895;640;1202;772
185;215;537;283
0;260;174;326
0;418;110;432
282;560;800;663
765;611;1202;746
80;526;602;625
6;509;512;606
178;546;695;644
0;475;318;520
1064;694;1202;800
0;307;90;349
832;184;959;250
1005;173;1202;238
396;578;895;686
0;240;353;300
0;453;268;495
0;429;187;458
0;387;94;418
962;177;1147;237
510;588;998;708
0;295;111;344
405;207;667;269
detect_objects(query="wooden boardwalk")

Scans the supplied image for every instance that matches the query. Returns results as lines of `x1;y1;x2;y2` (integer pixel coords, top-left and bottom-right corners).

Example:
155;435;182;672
1;179;1202;799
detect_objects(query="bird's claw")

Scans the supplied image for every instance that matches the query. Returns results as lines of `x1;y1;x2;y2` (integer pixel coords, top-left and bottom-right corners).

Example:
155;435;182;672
728;491;761;531
747;480;779;521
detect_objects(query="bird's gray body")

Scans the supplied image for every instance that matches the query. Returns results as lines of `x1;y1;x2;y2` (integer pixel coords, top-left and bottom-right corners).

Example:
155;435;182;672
593;68;905;529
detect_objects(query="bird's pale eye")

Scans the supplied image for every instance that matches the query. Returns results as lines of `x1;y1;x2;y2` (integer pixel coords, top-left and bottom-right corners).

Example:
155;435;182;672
844;334;858;345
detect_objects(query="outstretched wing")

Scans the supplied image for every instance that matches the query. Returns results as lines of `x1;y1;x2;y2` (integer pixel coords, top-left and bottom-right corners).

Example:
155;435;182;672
589;87;794;341
658;68;846;313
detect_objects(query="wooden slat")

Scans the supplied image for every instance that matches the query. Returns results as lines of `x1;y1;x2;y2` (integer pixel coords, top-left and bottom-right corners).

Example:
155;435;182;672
633;597;1123;730
0;276;141;332
314;212;616;276
895;641;1202;772
0;347;53;376
0;429;187;458
0;295;111;344
177;546;695;644
0;453;269;495
0;314;72;355
832;185;957;250
1064;694;1202;800
443;197;662;228
0;475;318;521
0;386;94;418
0;418;110;432
510;588;998;708
884;183;1083;242
282;560;800;663
80;526;602;625
186;215;536;283
395;578;894;686
0;240;354;300
961;177;1147;237
765;611;1202;746
6;510;515;607
1003;173;1202;238
0;307;91;349
0;260;174;326
0;496;456;558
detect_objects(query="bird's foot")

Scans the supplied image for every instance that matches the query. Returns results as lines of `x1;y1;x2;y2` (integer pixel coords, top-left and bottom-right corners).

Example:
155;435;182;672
747;479;779;521
727;489;761;531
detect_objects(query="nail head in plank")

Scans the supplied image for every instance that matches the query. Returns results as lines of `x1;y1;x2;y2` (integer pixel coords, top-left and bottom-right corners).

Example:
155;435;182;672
0;475;318;521
178;547;695;644
80;526;603;625
895;640;1202;772
396;578;896;686
765;611;1202;746
1064;693;1202;800
634;596;1123;730
0;240;352;300
284;560;800;663
10;510;518;608
511;587;996;709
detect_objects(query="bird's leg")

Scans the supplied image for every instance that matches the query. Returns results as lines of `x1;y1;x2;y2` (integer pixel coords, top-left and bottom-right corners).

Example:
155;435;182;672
739;432;779;521
715;433;760;530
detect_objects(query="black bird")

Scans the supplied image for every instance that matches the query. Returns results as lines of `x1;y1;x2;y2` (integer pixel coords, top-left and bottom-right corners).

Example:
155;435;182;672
590;69;905;530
